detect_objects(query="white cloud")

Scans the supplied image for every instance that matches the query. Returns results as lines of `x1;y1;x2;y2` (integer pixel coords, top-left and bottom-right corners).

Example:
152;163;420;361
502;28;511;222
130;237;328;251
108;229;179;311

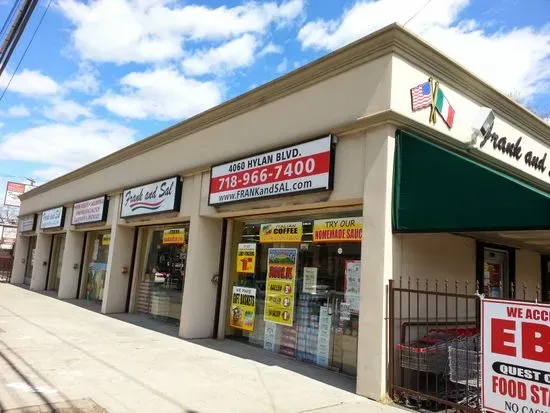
297;0;550;98
0;69;60;96
64;63;100;95
258;42;283;57
0;119;136;170
94;68;223;120
58;0;304;64
276;57;288;73
182;34;258;76
7;105;30;117
43;98;93;122
31;166;71;182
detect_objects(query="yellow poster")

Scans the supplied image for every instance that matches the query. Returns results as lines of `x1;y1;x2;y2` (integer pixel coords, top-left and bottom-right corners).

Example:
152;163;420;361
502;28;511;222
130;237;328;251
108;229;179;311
101;233;111;246
162;228;185;244
229;286;256;331
313;217;362;242
236;243;256;273
259;222;302;243
264;248;297;326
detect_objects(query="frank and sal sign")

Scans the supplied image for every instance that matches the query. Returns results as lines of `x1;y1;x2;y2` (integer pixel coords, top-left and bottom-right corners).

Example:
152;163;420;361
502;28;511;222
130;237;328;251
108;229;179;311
121;177;182;218
482;299;550;413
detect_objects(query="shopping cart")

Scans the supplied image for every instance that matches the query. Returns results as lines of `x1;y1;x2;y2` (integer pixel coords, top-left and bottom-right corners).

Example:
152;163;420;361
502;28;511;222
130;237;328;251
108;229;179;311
397;328;477;374
448;334;481;408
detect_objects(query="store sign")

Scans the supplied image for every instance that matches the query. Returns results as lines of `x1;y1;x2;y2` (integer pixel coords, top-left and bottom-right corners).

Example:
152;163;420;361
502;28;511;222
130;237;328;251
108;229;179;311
482;299;550;413
470;107;550;186
265;248;297;327
259;222;302;243
229;286;256;332
4;181;32;207
19;214;36;232
40;206;65;229
236;243;256;273
313;217;362;242
2;226;17;243
72;196;108;225
162;228;185;245
121;176;181;218
209;135;335;206
101;233;111;246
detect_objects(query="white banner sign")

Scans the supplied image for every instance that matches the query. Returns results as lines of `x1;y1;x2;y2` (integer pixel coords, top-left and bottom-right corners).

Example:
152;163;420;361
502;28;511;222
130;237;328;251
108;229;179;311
209;136;334;206
2;226;17;242
482;299;550;413
19;215;35;232
4;181;32;207
121;177;181;218
72;196;107;225
41;207;65;229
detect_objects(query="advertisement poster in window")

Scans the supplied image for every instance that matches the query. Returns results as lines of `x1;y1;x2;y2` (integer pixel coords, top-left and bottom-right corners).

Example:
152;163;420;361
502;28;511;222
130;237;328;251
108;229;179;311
102;233;111;246
229;286;256;331
236;243;256;273
259;222;302;243
344;260;361;313
162;228;185;245
481;299;550;413
312;217;362;242
265;248;297;326
303;267;318;293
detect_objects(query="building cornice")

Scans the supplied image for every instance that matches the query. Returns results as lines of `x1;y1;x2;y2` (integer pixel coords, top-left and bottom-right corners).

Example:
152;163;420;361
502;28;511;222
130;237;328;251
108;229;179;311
21;24;550;200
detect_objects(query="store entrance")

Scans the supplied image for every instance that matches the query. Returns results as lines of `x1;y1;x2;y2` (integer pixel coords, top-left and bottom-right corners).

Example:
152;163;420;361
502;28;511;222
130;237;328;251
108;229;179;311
226;213;362;376
47;234;65;291
82;231;110;302
23;236;36;286
135;224;189;325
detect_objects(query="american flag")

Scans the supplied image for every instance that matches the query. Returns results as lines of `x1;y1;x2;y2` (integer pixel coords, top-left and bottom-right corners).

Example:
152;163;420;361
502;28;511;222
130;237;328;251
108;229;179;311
410;81;432;111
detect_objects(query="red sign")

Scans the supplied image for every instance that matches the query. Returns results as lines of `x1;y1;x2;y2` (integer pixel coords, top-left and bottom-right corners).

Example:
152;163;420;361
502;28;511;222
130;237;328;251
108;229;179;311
482;299;550;413
4;181;29;207
208;136;334;206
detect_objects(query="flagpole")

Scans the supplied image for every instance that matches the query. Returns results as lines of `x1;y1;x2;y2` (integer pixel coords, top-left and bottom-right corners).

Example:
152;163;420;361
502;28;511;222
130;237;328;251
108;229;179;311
430;79;438;125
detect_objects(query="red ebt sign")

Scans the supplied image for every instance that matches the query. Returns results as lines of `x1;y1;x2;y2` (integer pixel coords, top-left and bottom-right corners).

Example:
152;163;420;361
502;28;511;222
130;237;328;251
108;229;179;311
482;299;550;413
208;136;334;206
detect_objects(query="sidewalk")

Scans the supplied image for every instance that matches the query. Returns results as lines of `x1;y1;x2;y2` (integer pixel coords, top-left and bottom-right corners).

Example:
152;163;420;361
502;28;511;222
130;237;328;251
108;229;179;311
0;284;402;413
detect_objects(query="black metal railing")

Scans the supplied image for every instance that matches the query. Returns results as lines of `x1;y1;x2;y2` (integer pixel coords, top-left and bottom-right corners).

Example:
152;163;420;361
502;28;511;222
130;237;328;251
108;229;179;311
387;278;540;413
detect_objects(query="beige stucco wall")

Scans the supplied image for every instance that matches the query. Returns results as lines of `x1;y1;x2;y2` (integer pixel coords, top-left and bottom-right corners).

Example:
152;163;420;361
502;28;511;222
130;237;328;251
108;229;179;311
394;233;476;286
20;55;392;215
515;249;541;299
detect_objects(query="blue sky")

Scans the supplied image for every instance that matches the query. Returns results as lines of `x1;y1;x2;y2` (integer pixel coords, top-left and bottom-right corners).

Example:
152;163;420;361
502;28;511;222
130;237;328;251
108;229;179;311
0;0;549;205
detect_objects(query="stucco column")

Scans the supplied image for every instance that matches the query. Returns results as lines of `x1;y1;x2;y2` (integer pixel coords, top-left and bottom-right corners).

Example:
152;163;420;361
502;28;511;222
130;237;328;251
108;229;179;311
102;195;135;314
57;230;85;299
10;235;29;284
29;231;52;291
179;174;223;339
356;126;396;400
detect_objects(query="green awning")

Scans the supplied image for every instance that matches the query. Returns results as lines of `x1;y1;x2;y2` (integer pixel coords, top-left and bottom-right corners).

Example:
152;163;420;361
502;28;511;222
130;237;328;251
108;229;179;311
393;130;550;232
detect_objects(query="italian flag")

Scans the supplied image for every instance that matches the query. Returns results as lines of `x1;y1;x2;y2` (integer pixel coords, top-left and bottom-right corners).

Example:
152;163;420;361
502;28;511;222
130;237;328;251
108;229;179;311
434;88;455;128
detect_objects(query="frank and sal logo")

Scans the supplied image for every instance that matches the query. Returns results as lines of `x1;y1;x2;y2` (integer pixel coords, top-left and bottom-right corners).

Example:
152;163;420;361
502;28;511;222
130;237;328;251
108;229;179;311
124;181;174;212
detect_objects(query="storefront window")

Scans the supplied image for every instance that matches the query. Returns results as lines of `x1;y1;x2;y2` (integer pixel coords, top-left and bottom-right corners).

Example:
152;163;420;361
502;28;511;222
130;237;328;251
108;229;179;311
226;213;362;376
24;236;36;286
48;234;66;290
135;224;189;324
82;231;110;302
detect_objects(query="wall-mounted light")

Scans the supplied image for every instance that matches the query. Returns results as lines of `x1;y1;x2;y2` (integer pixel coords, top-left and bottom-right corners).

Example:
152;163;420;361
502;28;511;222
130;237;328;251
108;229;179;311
121;266;128;274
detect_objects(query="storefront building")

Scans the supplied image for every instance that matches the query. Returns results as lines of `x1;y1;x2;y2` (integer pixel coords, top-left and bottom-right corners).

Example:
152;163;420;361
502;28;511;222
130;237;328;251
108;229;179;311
9;24;550;400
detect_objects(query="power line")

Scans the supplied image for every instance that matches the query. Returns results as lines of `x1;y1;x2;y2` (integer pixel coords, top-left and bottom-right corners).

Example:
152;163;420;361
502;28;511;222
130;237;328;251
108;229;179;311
0;0;52;103
0;0;24;41
403;0;433;27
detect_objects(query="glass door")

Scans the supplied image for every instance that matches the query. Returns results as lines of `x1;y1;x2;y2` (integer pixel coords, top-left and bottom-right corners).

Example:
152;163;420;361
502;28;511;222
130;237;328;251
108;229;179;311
23;236;36;285
83;231;110;302
483;248;508;298
48;234;66;290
